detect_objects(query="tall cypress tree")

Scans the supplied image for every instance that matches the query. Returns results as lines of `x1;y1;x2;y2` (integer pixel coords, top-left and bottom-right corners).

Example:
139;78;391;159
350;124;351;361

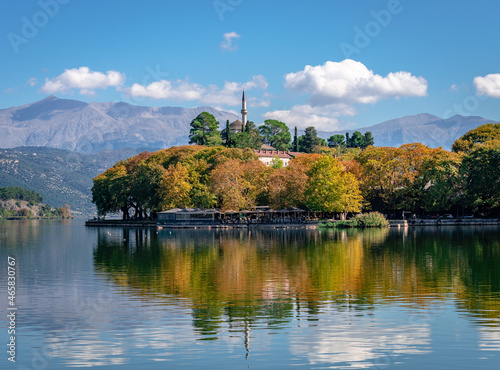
225;120;231;147
293;126;298;151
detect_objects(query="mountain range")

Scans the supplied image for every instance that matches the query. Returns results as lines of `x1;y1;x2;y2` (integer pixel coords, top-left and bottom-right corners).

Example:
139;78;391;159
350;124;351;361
0;146;144;213
0;96;239;154
0;96;498;213
0;96;497;152
327;113;497;149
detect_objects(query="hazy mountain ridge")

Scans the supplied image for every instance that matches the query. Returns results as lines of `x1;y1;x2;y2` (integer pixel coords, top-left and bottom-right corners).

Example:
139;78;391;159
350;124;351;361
0;146;146;213
328;113;498;149
1;96;498;151
0;96;240;154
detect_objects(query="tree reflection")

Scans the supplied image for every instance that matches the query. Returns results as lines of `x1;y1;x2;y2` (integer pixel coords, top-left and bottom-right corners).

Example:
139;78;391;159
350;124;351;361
93;226;500;341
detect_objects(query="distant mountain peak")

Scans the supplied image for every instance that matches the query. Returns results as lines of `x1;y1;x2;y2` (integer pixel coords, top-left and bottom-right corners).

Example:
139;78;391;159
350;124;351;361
42;95;59;101
0;96;240;153
330;113;498;149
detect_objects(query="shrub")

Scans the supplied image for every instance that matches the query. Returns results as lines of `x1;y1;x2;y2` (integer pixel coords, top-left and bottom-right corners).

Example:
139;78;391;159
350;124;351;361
320;212;388;228
16;208;31;218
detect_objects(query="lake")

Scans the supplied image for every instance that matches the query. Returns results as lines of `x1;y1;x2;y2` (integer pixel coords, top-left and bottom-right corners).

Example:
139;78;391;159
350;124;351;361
1;219;499;369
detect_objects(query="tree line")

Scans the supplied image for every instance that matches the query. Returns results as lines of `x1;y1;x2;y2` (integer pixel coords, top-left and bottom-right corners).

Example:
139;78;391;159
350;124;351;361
0;186;72;219
92;123;500;219
0;186;43;203
188;112;374;153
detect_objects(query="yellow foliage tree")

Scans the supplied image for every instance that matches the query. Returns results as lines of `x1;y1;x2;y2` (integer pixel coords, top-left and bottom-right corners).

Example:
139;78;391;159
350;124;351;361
158;162;192;210
305;155;362;215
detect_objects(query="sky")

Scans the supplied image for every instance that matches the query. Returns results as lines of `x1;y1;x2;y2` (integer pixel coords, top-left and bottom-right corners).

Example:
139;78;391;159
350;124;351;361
1;0;500;132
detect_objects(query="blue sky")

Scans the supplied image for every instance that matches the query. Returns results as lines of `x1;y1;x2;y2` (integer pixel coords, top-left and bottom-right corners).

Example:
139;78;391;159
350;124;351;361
1;0;500;131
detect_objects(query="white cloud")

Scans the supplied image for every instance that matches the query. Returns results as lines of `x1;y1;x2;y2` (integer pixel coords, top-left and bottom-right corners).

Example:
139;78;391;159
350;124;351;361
128;75;269;107
26;77;39;87
41;67;125;96
129;79;205;101
284;59;428;106
262;103;354;131
219;31;241;51
291;319;431;368
3;87;17;94
201;75;269;106
38;65;268;109
473;73;500;98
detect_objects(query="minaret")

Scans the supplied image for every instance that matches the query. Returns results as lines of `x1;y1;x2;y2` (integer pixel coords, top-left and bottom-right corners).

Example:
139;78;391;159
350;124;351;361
241;90;248;128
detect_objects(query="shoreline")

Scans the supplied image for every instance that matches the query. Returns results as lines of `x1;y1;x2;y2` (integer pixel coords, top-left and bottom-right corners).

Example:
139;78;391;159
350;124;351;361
84;218;500;229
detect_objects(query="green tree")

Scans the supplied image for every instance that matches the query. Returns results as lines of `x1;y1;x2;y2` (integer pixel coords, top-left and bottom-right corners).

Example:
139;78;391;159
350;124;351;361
189;112;222;146
92;162;131;219
225;120;232;147
299;127;322;153
363;131;375;148
350;131;365;148
461;145;500;214
293;127;298;151
328;134;345;148
130;161;164;214
259;119;292;151
418;152;463;213
232;121;262;150
270;156;284;169
0;187;43;203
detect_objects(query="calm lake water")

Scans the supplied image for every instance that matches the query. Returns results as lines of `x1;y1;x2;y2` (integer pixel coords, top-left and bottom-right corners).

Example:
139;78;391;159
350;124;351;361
1;219;500;369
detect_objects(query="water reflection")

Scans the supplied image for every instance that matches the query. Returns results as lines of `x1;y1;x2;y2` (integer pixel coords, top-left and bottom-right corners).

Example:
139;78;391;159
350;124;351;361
2;220;500;368
94;226;500;337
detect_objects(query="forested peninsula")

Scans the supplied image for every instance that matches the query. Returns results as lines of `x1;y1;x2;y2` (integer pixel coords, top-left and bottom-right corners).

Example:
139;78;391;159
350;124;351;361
91;120;500;220
0;186;72;219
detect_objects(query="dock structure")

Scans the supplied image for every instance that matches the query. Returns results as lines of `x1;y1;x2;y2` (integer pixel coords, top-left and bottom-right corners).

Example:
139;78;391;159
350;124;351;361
388;220;408;228
157;207;315;229
85;213;498;229
407;218;500;226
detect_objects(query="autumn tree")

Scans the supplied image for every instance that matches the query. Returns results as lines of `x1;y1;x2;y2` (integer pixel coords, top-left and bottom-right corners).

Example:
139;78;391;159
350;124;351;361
158;162;193;210
210;159;261;211
356;144;450;214
268;160;308;209
259;119;292;150
451;123;500;153
305;155;362;215
189;112;222;146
